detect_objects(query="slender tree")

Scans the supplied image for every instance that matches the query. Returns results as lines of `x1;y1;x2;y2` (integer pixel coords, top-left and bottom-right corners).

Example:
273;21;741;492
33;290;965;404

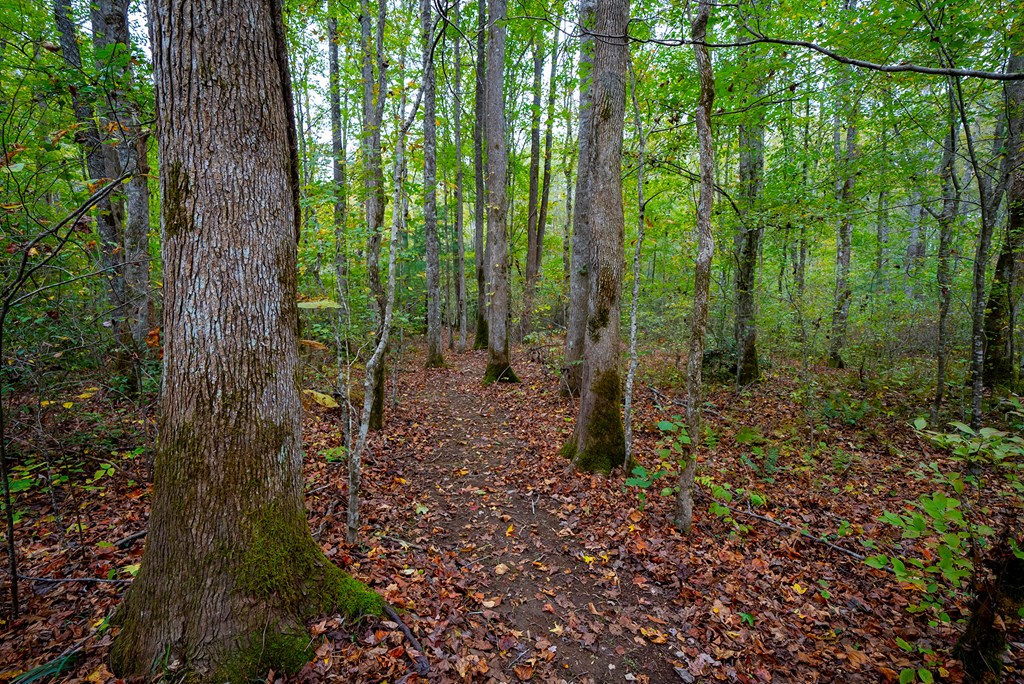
520;38;544;338
453;0;468;352
676;0;715;533
110;0;382;675
472;0;489;349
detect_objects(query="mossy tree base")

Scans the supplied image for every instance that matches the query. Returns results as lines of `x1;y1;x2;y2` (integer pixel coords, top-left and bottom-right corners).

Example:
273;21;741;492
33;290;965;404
483;361;520;384
571;369;625;474
473;319;489;350
111;503;384;683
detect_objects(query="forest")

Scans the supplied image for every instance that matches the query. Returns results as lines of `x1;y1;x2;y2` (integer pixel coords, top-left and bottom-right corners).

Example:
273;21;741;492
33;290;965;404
1;0;1023;681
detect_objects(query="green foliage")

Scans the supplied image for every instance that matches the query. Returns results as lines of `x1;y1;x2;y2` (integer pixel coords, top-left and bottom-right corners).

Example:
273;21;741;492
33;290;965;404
820;391;872;425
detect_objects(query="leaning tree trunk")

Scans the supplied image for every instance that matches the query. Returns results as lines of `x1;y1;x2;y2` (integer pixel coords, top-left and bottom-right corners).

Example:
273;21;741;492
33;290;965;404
110;0;382;677
562;0;596;396
422;0;443;367
482;0;518;383
472;0;489;349
520;40;544;339
982;47;1024;389
563;0;628;473
676;0;715;533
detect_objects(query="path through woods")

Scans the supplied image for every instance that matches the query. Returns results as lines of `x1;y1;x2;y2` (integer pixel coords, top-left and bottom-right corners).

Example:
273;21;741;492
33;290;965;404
3;342;1023;682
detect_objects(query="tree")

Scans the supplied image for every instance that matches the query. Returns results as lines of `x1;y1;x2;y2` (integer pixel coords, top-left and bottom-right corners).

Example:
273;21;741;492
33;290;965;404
520;38;544;339
452;0;468;352
562;0;629;473
676;0;715;533
562;0;596;397
482;0;518;384
110;0;382;677
422;0;443;367
472;0;489;350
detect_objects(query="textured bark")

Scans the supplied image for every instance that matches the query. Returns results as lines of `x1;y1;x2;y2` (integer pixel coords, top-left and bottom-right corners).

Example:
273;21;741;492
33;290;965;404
983;47;1024;389
482;0;517;383
624;66;645;473
110;0;382;677
904;191;925;297
422;0;443;367
676;0;715;533
472;0;489;350
454;0;467;353
734;116;764;387
564;0;628;473
361;0;388;429
562;0;596;396
520;41;544;339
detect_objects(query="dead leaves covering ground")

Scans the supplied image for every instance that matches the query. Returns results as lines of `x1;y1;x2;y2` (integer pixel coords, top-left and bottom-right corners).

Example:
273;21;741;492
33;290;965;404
1;342;1022;683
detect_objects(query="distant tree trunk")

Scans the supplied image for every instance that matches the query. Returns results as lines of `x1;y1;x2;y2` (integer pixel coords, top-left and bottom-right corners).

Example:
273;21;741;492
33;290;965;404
472;0;489;350
983;48;1024;389
676;0;715;533
93;0;151;351
520;40;544;339
904;190;925;297
563;0;628;473
933;111;960;421
828;106;857;369
536;24;560;327
329;14;353;449
361;0;388;428
482;0;517;383
110;0;383;676
562;0;596;396
734;115;764;387
561;90;576;328
422;0;443;367
454;0;468;353
53;0;133;372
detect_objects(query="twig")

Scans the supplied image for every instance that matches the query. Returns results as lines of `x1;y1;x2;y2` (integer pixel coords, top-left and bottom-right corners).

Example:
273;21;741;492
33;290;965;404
114;530;146;548
379;535;427;551
19;574;133;584
382;603;430;675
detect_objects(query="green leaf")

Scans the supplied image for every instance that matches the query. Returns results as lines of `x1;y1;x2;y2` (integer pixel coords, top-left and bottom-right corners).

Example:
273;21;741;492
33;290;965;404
918;669;933;683
657;420;678;432
913;417;927;430
660;487;675;497
865;554;888;569
900;667;916;684
895;637;914;651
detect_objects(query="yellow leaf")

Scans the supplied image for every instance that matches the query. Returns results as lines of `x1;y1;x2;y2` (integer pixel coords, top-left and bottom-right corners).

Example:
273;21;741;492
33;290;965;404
506;524;515;537
302;389;339;408
792;583;807;594
550;623;564;636
40;400;52;407
62;401;73;409
77;392;95;400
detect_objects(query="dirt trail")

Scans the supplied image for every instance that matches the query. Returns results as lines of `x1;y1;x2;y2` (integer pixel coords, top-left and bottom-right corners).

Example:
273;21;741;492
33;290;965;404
349;347;678;683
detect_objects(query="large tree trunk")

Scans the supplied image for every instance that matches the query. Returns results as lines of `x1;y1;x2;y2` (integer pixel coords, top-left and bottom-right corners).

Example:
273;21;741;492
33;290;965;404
676;0;715;533
520;40;544;339
563;0;629;473
482;0;517;383
983;47;1024;389
361;0;388;428
110;0;382;677
562;0;596;396
422;0;443;367
734;116;764;387
472;0;489;350
535;25;560;325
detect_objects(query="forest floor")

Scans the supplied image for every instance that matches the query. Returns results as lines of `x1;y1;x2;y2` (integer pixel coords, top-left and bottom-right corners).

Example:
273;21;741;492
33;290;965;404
1;340;1022;683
